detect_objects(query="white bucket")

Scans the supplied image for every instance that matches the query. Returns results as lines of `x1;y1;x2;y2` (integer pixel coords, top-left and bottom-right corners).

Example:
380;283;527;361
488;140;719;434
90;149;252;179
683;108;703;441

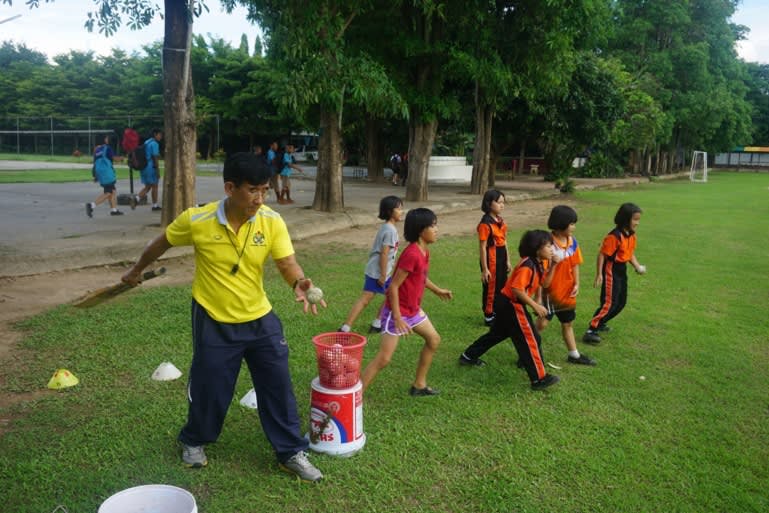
98;485;197;513
306;377;365;457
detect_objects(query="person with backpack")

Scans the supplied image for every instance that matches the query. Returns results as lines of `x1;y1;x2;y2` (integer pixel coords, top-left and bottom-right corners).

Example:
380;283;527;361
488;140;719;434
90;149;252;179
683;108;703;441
85;135;124;217
133;128;163;211
122;127;140;196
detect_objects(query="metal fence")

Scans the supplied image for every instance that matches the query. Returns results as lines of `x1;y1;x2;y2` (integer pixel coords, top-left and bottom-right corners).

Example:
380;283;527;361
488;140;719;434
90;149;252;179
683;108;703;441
0;115;165;156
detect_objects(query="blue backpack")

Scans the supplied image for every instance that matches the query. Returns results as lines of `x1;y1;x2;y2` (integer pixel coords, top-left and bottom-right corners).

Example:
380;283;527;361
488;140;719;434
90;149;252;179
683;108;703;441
93;145;116;186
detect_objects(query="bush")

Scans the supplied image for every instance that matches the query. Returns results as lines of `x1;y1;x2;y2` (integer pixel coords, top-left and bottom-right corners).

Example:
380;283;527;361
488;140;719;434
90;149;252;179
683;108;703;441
576;151;625;178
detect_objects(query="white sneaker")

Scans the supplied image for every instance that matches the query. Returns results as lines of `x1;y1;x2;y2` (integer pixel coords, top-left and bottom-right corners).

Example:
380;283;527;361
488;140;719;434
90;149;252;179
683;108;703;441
279;451;323;482
180;443;207;468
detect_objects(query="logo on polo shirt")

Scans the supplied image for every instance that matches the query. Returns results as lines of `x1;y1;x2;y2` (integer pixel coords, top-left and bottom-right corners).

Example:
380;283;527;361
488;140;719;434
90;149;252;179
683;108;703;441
253;231;266;246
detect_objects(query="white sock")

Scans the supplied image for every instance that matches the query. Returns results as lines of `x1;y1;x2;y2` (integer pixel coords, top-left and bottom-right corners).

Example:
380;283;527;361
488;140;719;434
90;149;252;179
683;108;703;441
111;208;118;212
569;350;580;358
371;318;382;328
152;203;159;208
339;324;351;333
90;202;96;208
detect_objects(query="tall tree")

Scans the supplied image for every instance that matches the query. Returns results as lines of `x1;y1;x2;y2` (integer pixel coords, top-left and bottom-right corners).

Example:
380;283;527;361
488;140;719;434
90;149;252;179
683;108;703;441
228;0;400;212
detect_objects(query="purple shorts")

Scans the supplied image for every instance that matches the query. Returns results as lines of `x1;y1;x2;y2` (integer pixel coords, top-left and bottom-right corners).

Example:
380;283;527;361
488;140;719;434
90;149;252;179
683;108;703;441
380;305;428;335
363;275;392;294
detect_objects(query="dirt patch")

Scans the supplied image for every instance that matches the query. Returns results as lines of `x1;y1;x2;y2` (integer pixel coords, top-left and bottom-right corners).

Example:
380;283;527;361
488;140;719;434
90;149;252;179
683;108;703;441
0;197;564;410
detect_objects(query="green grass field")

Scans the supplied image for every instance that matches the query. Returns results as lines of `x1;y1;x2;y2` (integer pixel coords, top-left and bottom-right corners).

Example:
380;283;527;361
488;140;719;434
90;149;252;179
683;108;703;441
1;172;768;512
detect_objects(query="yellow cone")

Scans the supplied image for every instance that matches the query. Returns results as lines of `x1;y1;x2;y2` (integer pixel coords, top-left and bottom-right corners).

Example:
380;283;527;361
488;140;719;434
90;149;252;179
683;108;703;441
47;369;79;389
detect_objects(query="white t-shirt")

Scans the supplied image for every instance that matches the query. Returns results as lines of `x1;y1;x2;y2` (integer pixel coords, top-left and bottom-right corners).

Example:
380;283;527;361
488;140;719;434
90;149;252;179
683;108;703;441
364;222;399;279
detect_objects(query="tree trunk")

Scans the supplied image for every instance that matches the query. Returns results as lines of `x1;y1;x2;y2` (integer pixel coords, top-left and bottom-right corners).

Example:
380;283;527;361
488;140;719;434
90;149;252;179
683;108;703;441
516;140;526;180
471;101;488;194
365;116;386;183
471;103;495;193
160;0;197;227
483;107;493;186
406;118;438;202
313;106;344;212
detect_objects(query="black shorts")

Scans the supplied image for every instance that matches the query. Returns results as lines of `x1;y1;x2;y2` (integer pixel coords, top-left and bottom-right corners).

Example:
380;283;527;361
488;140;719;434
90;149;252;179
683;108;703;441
101;182;116;194
546;308;576;324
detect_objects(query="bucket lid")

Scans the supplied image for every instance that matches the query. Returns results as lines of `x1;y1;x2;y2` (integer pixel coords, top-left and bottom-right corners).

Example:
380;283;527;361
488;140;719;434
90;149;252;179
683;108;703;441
47;369;79;389
98;484;196;513
151;362;182;381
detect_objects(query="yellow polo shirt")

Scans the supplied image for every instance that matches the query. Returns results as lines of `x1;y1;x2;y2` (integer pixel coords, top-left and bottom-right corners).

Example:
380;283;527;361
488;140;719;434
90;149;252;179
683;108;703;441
165;200;294;323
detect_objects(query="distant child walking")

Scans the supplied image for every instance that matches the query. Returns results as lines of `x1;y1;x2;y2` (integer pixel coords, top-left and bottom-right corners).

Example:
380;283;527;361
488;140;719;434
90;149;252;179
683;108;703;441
478;190;511;326
339;196;404;334
86;135;124;217
459;230;560;391
536;206;595;365
582;203;646;344
361;208;453;397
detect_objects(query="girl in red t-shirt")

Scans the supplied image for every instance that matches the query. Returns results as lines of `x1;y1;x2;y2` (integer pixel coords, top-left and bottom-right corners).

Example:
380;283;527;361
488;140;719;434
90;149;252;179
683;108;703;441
459;230;560;391
361;208;453;397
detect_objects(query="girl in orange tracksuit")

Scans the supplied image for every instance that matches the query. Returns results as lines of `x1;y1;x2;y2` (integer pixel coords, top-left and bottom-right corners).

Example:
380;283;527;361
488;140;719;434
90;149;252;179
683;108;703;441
460;230;560;391
537;205;596;365
582;203;646;344
478;190;511;326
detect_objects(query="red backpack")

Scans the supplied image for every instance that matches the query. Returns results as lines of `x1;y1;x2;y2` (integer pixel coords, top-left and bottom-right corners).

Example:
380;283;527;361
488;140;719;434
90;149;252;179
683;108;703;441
122;128;139;153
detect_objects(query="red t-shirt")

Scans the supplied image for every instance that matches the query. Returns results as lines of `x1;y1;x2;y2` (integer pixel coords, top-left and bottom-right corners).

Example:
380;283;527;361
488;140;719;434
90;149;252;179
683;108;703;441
387;243;429;317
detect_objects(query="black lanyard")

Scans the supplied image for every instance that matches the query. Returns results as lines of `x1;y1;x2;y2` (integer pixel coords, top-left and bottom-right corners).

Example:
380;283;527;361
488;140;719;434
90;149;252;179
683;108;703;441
225;221;253;275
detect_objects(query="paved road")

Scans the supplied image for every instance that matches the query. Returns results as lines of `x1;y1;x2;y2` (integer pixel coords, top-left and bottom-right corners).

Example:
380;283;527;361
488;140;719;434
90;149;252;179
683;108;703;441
0;160;648;276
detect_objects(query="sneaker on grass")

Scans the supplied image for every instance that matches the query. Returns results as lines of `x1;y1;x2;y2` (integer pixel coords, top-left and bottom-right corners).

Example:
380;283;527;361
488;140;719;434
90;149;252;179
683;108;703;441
279;451;323;482
458;354;486;367
530;374;560;391
181;444;207;468
567;353;597;366
582;331;602;344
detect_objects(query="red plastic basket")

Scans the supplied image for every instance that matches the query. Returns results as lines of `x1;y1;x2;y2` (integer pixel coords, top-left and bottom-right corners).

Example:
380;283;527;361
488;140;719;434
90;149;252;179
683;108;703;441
312;332;367;389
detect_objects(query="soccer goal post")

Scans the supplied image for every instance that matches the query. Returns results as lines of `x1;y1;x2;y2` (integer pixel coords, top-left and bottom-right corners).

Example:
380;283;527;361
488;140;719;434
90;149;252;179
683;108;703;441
690;151;708;182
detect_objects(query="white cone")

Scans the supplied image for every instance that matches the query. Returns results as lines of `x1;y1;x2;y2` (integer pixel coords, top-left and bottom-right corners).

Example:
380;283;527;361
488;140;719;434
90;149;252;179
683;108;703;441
239;388;258;409
151;362;182;381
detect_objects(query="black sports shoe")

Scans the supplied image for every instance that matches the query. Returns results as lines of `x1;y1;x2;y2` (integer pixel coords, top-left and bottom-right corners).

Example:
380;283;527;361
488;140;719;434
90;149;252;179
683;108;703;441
531;374;560;391
85;203;93;218
567;353;597;366
582;331;602;344
596;325;611;332
458;354;486;367
110;210;124;216
409;385;440;396
152;205;162;211
368;325;382;334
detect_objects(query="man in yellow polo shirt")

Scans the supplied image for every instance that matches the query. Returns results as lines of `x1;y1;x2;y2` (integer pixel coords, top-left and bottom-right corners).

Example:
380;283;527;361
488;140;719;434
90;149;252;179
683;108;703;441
121;152;325;482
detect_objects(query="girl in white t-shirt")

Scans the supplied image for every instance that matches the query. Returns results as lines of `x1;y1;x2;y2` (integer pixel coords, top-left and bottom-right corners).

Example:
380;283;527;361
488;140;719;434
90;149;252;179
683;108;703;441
339;196;403;334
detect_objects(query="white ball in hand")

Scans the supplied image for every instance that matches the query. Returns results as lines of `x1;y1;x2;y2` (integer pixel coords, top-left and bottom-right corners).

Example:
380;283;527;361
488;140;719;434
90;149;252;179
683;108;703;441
306;286;324;305
636;265;647;275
